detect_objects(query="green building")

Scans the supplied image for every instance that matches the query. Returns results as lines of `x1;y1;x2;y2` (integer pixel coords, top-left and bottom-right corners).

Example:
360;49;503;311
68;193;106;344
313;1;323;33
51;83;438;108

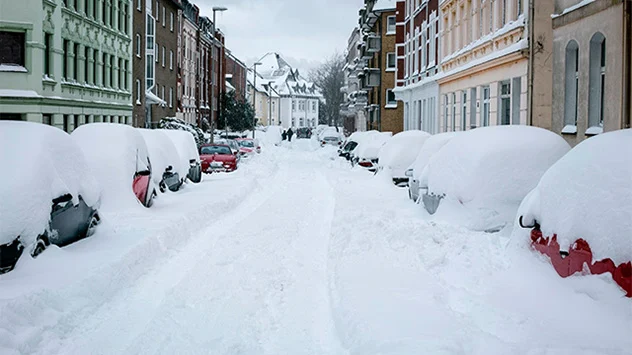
0;0;133;131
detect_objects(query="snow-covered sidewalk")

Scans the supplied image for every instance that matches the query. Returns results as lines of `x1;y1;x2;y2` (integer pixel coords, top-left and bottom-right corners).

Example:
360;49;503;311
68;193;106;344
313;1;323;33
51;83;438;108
0;140;629;354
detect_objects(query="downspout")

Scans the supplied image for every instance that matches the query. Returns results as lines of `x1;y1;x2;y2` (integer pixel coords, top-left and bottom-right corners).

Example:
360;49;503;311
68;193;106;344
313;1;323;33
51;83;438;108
623;0;631;129
527;0;534;126
378;12;383;131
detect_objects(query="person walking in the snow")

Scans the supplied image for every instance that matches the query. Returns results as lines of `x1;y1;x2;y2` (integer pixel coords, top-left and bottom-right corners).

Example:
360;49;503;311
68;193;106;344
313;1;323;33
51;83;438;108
282;130;287;141
287;128;294;142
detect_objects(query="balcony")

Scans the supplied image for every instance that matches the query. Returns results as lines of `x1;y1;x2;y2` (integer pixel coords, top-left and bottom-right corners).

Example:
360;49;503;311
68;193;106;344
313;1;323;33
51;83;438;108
366;34;381;53
360;45;373;61
363;68;380;87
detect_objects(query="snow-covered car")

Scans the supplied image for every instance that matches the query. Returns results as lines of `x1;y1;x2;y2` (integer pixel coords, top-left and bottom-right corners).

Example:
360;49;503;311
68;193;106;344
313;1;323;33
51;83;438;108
320;136;342;147
215;139;241;156
419;126;570;232
138;129;183;193
352;131;392;171
340;130;378;161
73;123;154;209
199;144;238;173
296;127;312;139
377;130;431;186
161;129;202;183
517;129;631;297
406;132;461;202
0;122;101;273
235;138;260;155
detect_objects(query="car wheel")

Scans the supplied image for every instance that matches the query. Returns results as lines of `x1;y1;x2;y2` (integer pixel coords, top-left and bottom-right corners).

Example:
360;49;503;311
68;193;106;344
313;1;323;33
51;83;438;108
86;213;100;237
159;181;166;193
31;237;48;258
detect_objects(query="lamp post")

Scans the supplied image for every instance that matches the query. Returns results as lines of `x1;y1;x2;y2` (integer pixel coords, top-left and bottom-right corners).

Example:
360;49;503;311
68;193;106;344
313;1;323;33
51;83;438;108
212;7;227;137
252;62;262;138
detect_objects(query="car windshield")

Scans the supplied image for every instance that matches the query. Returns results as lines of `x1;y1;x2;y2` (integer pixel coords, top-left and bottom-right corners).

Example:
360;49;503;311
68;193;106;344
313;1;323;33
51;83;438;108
344;141;358;151
200;146;232;155
239;140;255;148
324;137;338;141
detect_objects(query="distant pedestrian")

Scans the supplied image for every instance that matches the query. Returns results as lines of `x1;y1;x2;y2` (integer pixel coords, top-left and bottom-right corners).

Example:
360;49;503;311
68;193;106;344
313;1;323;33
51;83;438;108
282;130;287;141
287;128;294;142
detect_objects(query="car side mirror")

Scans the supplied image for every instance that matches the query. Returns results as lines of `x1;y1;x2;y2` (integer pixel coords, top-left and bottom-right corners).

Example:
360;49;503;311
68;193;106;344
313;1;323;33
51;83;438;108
166;165;173;172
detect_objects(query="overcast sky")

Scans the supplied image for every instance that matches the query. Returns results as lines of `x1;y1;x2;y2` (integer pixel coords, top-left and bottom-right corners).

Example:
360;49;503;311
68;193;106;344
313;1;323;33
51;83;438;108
195;0;363;74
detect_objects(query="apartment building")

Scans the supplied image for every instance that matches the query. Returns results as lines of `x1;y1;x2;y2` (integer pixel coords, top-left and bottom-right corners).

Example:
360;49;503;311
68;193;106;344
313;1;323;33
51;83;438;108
247;70;280;126
225;50;248;100
0;0;133;129
340;27;365;132
549;0;631;146
393;0;441;133
437;0;528;132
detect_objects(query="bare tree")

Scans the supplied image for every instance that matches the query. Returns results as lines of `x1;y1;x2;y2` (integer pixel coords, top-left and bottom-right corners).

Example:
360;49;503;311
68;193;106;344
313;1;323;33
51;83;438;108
309;52;346;129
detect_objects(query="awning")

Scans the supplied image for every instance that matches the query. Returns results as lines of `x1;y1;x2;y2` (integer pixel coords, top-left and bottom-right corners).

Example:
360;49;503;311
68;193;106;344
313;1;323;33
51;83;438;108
146;90;166;106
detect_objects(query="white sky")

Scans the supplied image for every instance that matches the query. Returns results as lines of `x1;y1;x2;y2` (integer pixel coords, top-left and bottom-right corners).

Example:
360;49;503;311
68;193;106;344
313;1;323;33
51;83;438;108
195;0;363;73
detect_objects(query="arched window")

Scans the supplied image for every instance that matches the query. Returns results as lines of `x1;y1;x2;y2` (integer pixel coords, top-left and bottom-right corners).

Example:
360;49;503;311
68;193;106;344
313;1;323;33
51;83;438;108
564;40;579;126
588;32;606;130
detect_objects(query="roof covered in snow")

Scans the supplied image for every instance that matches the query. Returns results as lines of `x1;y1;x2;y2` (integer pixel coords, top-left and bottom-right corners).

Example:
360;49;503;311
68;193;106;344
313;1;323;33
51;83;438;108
252;53;322;99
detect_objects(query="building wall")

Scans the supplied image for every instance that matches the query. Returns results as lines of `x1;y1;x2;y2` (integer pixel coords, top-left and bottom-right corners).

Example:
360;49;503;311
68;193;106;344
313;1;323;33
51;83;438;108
225;53;247;99
0;0;132;130
151;0;179;126
379;11;403;134
179;3;198;125
132;0;147;127
551;1;625;146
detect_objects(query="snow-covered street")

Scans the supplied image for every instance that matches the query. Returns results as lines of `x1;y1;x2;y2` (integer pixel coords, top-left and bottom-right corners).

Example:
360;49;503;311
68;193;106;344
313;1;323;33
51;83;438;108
1;140;630;355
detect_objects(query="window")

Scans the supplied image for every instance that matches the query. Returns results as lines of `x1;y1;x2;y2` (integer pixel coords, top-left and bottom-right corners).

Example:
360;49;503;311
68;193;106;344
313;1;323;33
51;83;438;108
421;29;426;69
292;100;296;111
84;47;89;83
386;90;396;106
155;42;159;63
136;34;141;57
443;94;449;132
489;0;494;32
501;0;507;26
386;52;396;69
102;53;107;86
162;46;165;67
119;58;124;89
44;33;52;76
137;0;141;11
42;114;52;125
170;12;174;31
461;90;467;131
73;115;79;131
451;92;456;131
387;16;396;34
102;0;106;23
62;39;69;78
470;87;477;128
161;86;165;101
588;32;606;129
63;115;70;132
517;0;523;16
312;101;316;111
109;55;114;87
93;49;99;85
421;99;426;129
0;31;26;68
136;79;141;103
73;42;80;80
499;81;511;125
482;86;490;126
169;87;173;107
479;3;483;38
162;6;165;27
169;50;173;70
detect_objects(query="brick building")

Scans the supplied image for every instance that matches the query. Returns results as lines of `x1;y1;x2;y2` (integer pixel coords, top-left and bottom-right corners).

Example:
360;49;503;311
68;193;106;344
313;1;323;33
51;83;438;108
198;16;213;127
225;50;248;100
178;0;199;125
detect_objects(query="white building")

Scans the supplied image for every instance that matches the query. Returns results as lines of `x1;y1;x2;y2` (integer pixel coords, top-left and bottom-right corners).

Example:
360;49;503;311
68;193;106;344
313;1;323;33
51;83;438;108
254;53;321;129
340;27;367;132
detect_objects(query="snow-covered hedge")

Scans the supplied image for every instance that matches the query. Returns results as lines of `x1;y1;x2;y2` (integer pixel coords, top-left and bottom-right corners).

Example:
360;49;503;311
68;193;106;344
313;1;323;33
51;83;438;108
158;117;206;148
517;129;632;264
409;132;461;181
72;123;152;211
421;126;570;231
138;129;183;187
378;130;431;178
0;122;100;247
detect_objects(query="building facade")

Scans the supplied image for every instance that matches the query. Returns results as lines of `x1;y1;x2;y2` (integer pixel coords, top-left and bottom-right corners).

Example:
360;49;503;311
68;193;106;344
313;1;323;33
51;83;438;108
197;16;213;128
225;50;248;100
393;0;441;133
340;27;365;132
549;0;631;146
255;52;320;129
358;0;404;134
178;0;198;125
437;0;528;132
247;69;280;126
0;0;133;130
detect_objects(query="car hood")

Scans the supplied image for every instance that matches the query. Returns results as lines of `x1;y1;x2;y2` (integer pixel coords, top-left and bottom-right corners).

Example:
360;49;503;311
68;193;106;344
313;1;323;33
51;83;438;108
200;154;236;162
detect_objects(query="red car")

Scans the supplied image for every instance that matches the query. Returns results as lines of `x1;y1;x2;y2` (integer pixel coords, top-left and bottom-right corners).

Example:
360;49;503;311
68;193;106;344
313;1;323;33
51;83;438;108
199;144;238;173
235;138;261;156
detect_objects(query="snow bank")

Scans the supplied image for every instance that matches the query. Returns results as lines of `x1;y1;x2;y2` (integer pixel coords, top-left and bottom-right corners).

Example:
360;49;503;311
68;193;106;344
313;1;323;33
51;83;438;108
72;123;151;211
421;126;570;231
517;129;632;264
410;132;461;180
138;129;183;187
354;132;392;160
161;129;200;179
260;125;282;146
378;130;431;177
0;122;100;247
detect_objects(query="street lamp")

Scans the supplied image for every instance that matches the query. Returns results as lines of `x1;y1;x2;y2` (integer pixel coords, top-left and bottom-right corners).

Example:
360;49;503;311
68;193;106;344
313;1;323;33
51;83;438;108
252;62;262;138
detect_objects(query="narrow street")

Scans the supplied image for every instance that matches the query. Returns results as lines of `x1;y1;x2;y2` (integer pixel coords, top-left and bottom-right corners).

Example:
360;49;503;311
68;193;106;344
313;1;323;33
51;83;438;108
0;142;629;355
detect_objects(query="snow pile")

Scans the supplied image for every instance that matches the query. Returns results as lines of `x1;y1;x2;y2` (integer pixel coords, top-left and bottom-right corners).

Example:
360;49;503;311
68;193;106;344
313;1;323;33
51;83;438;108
138;129;182;187
516;129;632;264
354;131;392;160
260;125;282;146
72;123;152;211
158;117;206;148
0;122;100;247
421;126;570;231
377;130;431;178
318;127;342;140
410;132;461;180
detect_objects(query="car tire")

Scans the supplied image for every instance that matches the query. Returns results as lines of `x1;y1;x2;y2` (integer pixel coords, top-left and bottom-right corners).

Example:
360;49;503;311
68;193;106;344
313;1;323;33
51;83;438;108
31;237;48;258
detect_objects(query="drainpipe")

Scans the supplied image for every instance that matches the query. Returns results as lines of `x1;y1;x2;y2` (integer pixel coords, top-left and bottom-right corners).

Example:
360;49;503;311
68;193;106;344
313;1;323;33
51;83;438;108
623;0;631;129
527;0;535;126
